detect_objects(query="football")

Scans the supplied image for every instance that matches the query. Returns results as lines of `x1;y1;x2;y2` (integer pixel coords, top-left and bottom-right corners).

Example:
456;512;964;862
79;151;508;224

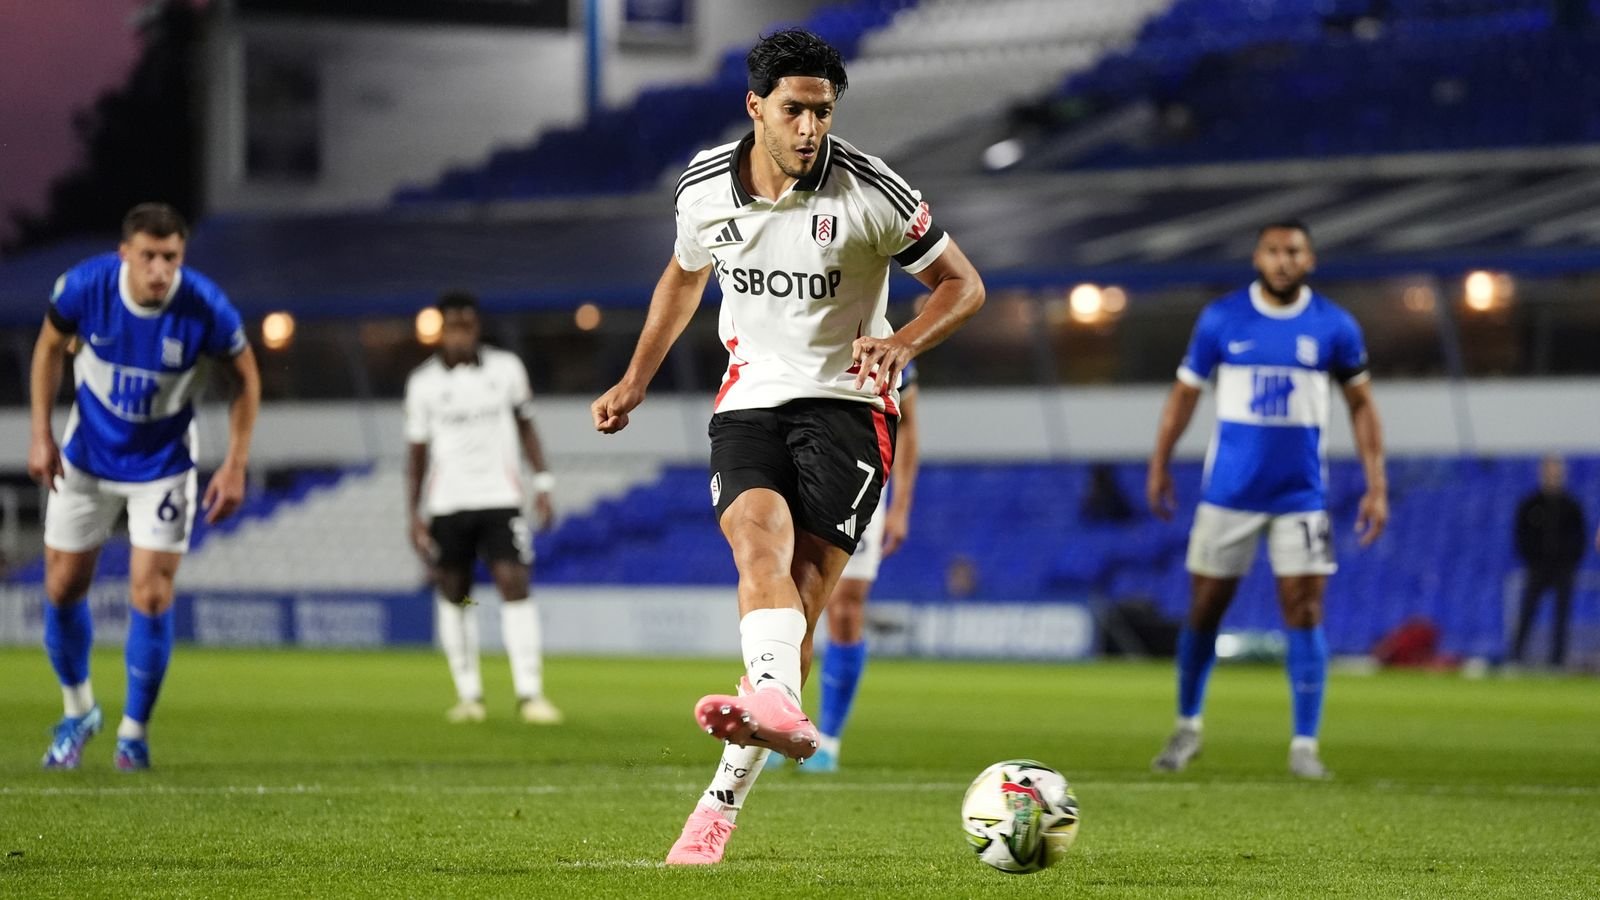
960;759;1081;874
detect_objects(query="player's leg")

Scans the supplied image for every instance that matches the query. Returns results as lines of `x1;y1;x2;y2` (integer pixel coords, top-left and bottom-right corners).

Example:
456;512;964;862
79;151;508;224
1550;569;1573;668
1154;503;1260;772
114;469;197;771
39;464;122;768
485;510;559;723
432;511;484;721
810;568;873;774
697;487;817;751
668;410;803;865
1509;567;1548;664
1269;509;1338;779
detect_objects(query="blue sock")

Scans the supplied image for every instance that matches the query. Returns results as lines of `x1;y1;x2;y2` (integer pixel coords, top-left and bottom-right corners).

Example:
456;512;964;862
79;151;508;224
1286;626;1329;739
818;640;868;739
124;609;175;725
44;599;94;689
1176;627;1218;719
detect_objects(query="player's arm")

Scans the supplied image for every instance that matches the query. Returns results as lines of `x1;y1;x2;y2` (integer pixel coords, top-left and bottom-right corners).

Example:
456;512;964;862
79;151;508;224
591;256;711;433
405;441;434;563
1147;381;1202;521
202;345;261;524
1342;379;1388;546
27;316;75;489
515;417;556;532
853;241;984;392
881;383;920;557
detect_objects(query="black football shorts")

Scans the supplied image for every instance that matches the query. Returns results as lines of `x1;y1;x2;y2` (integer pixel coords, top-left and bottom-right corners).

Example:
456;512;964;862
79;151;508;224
429;507;532;569
708;399;897;554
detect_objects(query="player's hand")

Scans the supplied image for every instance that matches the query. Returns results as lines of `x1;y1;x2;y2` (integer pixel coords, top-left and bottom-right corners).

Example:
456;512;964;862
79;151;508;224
1355;489;1389;547
850;334;914;393
591;381;645;434
202;460;247;524
409;515;437;563
27;434;64;491
1146;464;1177;521
534;494;555;533
881;507;911;557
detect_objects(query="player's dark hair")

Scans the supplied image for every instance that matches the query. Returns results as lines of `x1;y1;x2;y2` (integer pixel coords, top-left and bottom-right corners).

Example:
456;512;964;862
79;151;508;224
747;28;848;99
436;290;479;315
1258;219;1312;243
121;203;189;241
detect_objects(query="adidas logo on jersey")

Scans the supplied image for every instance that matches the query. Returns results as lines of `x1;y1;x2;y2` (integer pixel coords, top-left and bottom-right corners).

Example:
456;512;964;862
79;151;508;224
713;220;745;244
836;515;857;539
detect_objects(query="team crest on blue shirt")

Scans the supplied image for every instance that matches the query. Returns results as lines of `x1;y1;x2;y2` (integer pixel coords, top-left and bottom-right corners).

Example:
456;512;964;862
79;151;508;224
162;337;185;368
812;214;837;248
1296;335;1319;367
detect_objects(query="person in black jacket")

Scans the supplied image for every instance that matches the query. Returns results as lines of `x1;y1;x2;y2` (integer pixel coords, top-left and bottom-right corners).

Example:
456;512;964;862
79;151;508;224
1511;456;1587;666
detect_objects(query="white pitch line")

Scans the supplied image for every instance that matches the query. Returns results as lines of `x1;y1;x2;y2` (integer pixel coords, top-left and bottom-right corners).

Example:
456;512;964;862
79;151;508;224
2;779;1596;799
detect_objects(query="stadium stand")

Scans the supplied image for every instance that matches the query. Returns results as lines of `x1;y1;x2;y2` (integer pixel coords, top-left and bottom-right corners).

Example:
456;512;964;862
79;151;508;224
1012;0;1600;168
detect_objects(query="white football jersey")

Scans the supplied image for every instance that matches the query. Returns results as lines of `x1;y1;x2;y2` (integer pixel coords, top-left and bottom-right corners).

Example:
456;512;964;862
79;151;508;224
673;133;950;415
404;345;534;517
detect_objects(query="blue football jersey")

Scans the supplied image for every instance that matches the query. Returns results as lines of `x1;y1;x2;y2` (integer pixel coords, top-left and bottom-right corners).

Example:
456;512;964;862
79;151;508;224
48;253;247;483
1177;282;1368;514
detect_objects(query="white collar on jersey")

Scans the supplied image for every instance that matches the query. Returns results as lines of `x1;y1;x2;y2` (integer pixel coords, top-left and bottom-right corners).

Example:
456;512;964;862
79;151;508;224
118;261;183;319
1249;280;1310;319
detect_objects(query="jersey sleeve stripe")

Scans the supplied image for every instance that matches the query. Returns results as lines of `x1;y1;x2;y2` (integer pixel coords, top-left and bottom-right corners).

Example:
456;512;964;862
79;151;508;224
1336;367;1371;386
675;167;733;205
892;223;947;268
674;151;736;191
1176;366;1208;388
836;147;917;209
834;158;915;218
47;305;77;334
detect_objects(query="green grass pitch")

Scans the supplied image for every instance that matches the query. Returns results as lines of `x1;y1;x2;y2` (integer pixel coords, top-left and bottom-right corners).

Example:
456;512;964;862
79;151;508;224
1;647;1596;898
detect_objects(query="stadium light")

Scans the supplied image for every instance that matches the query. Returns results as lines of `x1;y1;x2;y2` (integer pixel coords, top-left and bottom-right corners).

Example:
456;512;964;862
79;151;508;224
982;138;1025;171
1101;285;1128;315
574;302;602;332
1464;271;1495;311
415;307;443;345
261;311;295;350
1403;285;1436;313
1069;283;1103;321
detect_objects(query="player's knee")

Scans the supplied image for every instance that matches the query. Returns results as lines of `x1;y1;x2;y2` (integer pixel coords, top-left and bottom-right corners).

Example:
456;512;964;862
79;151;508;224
129;579;175;615
828;582;868;642
44;568;94;606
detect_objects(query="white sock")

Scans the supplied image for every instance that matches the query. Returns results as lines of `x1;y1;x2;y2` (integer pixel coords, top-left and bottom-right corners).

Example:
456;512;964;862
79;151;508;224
1291;735;1318;752
500;598;544;700
117;716;146;740
1177;715;1202;731
435;594;482;702
740;607;806;704
818;733;841;756
62;681;95;718
697;744;771;823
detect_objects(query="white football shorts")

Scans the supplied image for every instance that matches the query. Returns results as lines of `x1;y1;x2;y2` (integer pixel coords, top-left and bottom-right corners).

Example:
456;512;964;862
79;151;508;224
840;499;888;582
44;462;198;554
1185;502;1337;578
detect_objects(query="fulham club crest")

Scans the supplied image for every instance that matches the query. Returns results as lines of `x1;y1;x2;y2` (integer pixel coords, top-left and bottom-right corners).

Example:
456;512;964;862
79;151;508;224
812;214;837;248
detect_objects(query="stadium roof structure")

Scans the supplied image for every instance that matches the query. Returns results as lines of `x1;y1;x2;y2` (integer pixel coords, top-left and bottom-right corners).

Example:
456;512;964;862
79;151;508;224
3;151;1600;325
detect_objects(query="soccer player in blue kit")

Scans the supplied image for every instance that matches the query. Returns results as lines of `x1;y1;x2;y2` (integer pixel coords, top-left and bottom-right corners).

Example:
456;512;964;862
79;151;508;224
27;204;260;771
1146;221;1388;779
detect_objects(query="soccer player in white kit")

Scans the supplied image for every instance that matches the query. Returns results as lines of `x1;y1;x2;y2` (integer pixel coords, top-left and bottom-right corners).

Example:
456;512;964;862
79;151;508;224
29;203;260;771
590;30;985;864
405;291;560;725
1147;222;1388;779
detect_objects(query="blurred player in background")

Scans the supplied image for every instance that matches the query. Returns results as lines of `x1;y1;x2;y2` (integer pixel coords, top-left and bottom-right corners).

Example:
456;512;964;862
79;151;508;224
405;291;560;725
802;361;920;774
28;203;260;771
1147;220;1387;779
591;29;984;864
